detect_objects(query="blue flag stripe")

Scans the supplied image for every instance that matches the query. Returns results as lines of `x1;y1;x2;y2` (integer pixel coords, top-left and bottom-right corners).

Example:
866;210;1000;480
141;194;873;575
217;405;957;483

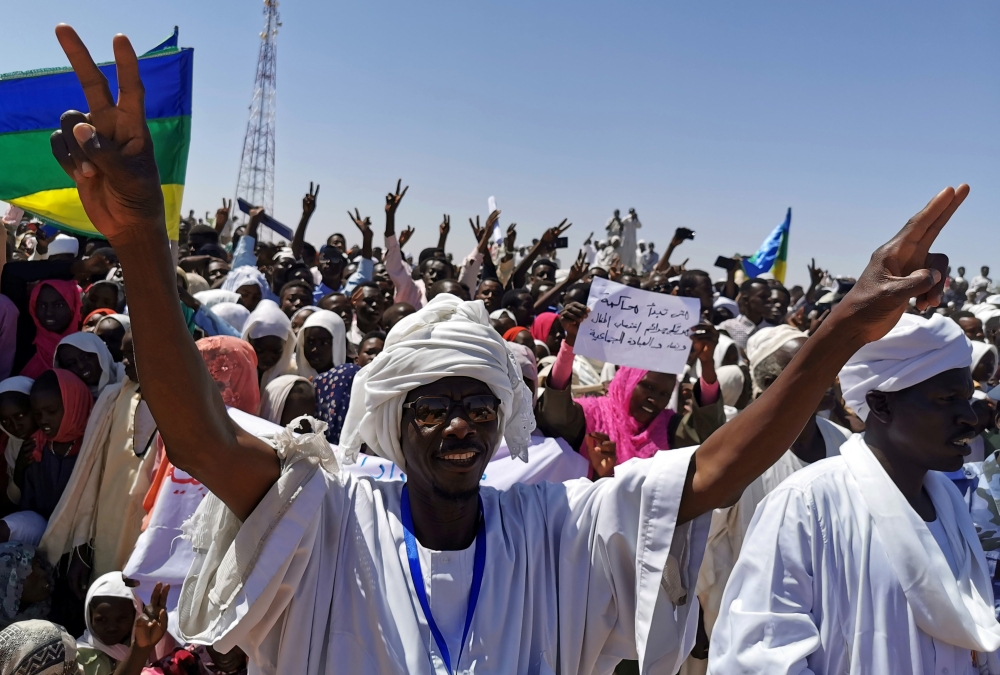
0;48;193;134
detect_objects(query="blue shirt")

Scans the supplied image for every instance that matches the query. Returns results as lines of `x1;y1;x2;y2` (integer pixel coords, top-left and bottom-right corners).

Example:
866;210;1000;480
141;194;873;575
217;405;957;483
314;257;373;303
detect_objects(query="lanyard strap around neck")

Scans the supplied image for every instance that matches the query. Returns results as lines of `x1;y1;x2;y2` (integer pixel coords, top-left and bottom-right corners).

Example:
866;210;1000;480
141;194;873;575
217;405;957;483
401;485;486;675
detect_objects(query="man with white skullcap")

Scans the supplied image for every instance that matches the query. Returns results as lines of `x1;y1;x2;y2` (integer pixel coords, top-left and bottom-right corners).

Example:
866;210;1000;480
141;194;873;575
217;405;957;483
711;312;1000;674
31;232;79;261
688;325;852;666
53;24;972;675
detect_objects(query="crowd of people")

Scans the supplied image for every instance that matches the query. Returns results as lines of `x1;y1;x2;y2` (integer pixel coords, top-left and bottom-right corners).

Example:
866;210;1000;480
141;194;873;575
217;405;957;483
0;24;996;675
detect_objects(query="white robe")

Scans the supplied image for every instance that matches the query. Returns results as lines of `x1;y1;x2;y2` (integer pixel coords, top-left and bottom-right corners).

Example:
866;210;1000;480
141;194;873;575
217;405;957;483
177;446;710;674
695;417;850;639
709;435;1000;675
618;214;640;269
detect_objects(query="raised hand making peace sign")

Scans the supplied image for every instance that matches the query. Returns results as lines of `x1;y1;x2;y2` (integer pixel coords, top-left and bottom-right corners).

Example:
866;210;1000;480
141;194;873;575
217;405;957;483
303;182;320;218
385;178;408;215
49;25;163;244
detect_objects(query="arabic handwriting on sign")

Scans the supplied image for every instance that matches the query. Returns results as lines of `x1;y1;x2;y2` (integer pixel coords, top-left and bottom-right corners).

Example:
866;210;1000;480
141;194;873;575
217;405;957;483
599;294;640;315
587;329;626;345
594;312;612;326
612;319;642;331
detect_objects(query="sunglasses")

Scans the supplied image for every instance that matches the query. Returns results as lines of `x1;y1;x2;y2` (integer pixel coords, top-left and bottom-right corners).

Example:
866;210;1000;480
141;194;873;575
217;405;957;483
402;394;500;427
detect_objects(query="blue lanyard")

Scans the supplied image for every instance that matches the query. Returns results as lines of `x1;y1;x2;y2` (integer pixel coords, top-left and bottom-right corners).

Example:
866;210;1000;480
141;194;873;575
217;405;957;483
401;485;486;675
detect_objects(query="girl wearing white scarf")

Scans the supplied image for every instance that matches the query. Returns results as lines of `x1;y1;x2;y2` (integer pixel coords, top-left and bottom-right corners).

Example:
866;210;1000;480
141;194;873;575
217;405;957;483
240;299;297;389
295;309;347;379
54;331;122;399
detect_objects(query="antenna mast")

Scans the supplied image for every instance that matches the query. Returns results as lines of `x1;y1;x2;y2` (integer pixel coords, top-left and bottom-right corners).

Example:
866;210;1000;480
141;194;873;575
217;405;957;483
235;0;281;236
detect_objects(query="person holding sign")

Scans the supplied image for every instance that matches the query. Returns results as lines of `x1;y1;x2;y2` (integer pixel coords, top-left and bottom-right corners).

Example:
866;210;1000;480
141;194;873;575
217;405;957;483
536;302;725;477
50;23;967;675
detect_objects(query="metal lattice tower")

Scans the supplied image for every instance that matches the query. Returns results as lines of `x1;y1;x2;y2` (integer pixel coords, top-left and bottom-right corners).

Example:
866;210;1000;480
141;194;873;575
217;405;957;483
235;0;281;232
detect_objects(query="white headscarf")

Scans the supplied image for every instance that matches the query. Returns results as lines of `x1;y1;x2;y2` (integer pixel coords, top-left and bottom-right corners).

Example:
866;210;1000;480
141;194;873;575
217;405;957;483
713;296;740;319
340;294;535;469
212;302;250;332
54;331;121;398
48;234;78;257
0;377;33;398
840;313;973;421
194;289;240;308
241;299;297;388
260;374;312;425
78;572;142;662
716;364;745;407
221;265;275;302
104;313;130;334
971;341;998;384
507;342;539;404
295;310;347;379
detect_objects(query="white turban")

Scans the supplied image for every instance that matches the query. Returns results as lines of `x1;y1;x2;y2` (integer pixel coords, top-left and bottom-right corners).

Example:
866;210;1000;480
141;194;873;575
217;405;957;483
839;313;973;421
746;325;806;367
340;294;535;469
194;289;241;308
47;233;78;257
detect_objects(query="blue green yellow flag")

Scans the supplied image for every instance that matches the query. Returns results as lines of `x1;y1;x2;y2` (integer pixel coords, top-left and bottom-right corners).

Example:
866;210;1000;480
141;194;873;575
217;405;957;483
0;31;192;240
742;208;791;284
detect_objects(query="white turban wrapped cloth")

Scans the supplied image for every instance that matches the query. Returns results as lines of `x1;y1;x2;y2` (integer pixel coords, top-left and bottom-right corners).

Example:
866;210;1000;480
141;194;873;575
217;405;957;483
745;324;806;394
839;313;972;421
339;294;535;470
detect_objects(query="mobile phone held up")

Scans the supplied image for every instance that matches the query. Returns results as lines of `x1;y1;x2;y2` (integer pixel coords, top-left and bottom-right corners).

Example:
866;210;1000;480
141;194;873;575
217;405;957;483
554;236;569;249
715;256;738;272
675;227;695;242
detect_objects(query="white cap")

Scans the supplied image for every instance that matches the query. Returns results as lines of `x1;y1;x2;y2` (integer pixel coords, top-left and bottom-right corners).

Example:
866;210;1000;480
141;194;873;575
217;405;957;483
48;233;79;257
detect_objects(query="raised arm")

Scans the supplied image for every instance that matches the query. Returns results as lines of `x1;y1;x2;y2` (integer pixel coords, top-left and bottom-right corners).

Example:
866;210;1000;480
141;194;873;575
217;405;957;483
678;185;968;523
653;227;690;273
291;182;319;260
213;198;231;235
49;25;279;520
437;214;450;251
512;219;570;289
534;250;588;311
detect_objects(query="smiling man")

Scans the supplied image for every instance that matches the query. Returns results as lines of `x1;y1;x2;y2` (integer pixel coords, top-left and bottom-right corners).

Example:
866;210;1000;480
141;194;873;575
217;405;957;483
49;24;970;675
710;313;1000;674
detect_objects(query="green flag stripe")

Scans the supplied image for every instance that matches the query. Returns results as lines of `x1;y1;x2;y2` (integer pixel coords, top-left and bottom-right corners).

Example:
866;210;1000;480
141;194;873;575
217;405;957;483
0;116;190;200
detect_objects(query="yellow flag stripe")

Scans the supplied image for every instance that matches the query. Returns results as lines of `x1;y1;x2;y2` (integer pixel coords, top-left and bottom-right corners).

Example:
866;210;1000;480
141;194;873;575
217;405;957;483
10;184;183;240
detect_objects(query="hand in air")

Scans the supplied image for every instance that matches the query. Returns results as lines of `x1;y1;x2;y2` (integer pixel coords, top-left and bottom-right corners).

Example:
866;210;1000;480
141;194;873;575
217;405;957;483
559;301;590;347
567;250;589;283
385;179;408;215
399;225;415;248
49;25;163;243
833;185;968;344
216;198;232;228
347;208;372;237
302;183;320;217
541;219;571;246
585;432;616;478
133;582;170;649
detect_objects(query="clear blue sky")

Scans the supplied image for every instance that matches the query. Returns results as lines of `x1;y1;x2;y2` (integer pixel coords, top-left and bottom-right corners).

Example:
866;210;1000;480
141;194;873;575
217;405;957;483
5;1;998;287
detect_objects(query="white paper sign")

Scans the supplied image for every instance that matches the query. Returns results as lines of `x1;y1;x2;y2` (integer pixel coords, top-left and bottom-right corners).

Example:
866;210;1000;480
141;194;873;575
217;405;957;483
573;277;700;374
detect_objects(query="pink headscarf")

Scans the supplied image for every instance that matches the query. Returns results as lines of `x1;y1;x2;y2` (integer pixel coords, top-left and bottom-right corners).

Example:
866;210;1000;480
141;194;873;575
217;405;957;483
575;367;674;466
196;336;261;414
529;312;558;344
30;368;93;461
21;280;82;379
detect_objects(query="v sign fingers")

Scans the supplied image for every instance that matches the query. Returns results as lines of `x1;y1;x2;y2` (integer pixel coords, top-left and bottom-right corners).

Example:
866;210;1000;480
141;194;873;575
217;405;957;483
51;26;162;245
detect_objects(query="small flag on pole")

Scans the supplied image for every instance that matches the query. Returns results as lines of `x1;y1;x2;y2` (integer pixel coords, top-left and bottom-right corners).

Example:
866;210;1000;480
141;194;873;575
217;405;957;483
742;208;791;284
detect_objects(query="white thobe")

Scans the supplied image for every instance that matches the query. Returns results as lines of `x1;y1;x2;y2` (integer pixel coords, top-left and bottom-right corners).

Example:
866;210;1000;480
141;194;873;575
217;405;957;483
618;214;640;269
709;435;1000;675
178;447;710;674
695;417;850;639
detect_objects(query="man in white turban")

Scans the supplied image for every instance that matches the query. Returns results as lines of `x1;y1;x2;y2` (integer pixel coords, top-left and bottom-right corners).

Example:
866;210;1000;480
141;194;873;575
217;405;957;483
711;313;1000;674
50;26;970;674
